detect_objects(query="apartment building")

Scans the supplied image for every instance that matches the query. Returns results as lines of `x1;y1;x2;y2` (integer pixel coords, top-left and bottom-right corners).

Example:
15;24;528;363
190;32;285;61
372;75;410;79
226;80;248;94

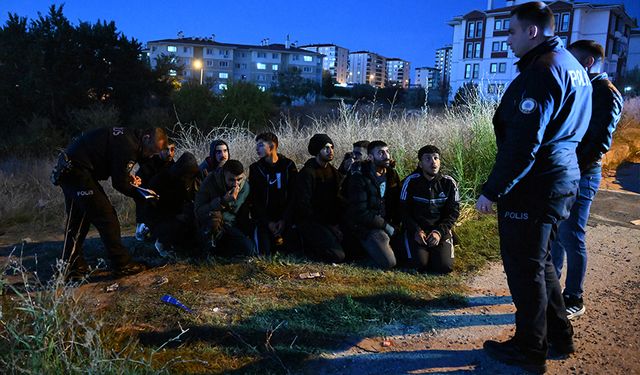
628;29;640;72
348;51;387;88
300;44;350;84
415;67;440;90
447;0;637;101
435;45;453;90
146;37;323;92
386;58;411;88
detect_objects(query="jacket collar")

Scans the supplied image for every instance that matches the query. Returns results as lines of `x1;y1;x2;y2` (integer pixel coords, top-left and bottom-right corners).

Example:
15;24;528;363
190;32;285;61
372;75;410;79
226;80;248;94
516;36;562;72
589;72;609;82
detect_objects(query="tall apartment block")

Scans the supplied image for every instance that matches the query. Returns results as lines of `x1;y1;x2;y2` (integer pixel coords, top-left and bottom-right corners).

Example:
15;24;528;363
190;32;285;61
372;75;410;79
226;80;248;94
434;45;453;91
300;44;350;84
415;67;441;90
146;37;323;92
447;0;637;101
386;58;411;88
348;51;387;88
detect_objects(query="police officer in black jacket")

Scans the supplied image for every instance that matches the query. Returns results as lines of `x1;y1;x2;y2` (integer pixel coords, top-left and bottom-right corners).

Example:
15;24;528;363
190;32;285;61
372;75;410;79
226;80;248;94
249;132;298;255
475;3;592;373
56;127;168;279
551;40;623;320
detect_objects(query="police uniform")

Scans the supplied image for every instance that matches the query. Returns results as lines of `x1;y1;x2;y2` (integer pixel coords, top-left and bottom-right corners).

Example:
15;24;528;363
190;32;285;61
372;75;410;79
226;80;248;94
482;37;592;358
58;127;148;271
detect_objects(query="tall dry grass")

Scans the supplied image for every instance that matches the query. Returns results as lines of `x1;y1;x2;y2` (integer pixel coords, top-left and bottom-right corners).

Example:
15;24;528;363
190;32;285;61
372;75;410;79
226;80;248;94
602;96;640;170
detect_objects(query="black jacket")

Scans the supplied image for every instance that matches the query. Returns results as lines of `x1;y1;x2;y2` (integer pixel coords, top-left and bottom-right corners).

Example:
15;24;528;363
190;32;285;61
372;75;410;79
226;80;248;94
249;154;298;225
483;37;592;201
65;127;147;198
293;158;342;225
576;72;623;173
400;171;460;238
146;154;199;226
136;155;174;188
345;161;401;237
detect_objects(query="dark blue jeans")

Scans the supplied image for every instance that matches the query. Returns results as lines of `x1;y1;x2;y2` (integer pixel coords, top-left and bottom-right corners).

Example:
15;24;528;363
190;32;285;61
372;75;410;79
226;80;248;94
551;167;601;299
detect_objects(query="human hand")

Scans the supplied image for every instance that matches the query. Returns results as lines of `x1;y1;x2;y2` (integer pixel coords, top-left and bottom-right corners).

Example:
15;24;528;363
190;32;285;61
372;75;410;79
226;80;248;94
415;230;428;246
476;194;495;214
426;230;441;247
130;175;142;187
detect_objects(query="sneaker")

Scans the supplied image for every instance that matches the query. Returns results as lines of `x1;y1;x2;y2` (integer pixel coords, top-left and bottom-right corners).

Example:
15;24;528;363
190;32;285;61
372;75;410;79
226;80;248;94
484;339;547;374
135;223;150;241
154;239;169;258
114;261;147;277
564;295;585;320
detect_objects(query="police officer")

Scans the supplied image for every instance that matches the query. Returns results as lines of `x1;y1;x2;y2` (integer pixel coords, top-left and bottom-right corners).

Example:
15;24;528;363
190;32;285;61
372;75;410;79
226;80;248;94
55;127;168;279
551;40;623;320
475;2;592;373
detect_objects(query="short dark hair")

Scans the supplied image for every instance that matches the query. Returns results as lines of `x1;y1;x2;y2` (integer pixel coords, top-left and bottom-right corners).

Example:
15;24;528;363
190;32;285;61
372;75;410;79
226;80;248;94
510;1;555;36
222;159;244;175
418;145;441;160
353;140;370;149
144;127;168;144
569;40;605;63
255;132;279;148
367;140;388;155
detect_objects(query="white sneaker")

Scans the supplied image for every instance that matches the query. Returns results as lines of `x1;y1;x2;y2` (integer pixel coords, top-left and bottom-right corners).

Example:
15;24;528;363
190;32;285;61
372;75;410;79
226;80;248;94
154;239;169;258
135;223;150;241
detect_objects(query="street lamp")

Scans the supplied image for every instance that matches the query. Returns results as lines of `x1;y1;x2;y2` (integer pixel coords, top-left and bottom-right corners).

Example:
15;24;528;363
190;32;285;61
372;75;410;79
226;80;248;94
193;59;203;85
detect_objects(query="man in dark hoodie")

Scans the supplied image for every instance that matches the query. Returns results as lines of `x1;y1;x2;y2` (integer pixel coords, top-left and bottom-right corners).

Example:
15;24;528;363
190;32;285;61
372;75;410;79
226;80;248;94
195;159;254;256
134;143;175;241
199;140;229;179
146;152;200;256
293;133;345;263
551;40;623;320
249;132;298;256
53;127;168;278
345;140;401;269
399;145;459;274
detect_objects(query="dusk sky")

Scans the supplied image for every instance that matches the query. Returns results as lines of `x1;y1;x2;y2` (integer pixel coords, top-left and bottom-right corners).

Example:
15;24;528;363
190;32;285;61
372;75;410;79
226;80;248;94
2;0;639;74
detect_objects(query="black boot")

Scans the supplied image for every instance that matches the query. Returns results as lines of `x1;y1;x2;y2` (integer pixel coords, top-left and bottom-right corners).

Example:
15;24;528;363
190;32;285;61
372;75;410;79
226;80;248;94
114;261;147;277
484;339;547;374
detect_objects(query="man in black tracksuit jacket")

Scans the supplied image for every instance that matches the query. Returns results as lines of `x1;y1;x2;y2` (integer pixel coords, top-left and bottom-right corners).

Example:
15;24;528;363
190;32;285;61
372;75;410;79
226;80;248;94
249;132;298;255
345;141;401;269
56;127;168;277
551;40;624;319
476;3;592;372
293;133;345;263
399;145;460;274
146;152;200;255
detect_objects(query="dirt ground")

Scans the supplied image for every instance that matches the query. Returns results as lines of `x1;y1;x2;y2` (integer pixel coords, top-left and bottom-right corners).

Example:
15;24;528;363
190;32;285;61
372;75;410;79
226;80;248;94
306;188;640;374
1;187;638;374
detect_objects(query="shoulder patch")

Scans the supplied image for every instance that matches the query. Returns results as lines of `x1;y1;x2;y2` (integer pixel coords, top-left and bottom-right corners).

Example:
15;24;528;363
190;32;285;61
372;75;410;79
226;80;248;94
519;98;537;114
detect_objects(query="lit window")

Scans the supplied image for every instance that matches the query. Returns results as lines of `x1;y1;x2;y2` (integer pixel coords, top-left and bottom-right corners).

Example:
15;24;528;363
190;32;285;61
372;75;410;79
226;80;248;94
219;72;228;79
169;69;177;76
476;21;483;38
492;41;501;52
467;22;475;38
495;19;502;31
219;84;227;90
472;64;480;79
474;43;481;58
498;63;507;73
257;63;266;70
303;55;313;62
501;41;508;51
167;46;177;52
258;85;266;92
503;19;510;29
561;13;570;32
466;43;473;58
490;63;497;73
465;64;472;79
272;64;278;71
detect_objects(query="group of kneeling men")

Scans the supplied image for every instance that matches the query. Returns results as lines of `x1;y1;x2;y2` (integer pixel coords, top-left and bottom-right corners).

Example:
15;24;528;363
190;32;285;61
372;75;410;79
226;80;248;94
133;133;460;274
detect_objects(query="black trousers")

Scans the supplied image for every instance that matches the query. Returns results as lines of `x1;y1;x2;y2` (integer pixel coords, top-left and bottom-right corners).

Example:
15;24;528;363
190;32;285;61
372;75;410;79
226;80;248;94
298;221;345;263
497;183;577;357
60;170;131;269
213;226;256;257
397;230;454;274
253;222;299;256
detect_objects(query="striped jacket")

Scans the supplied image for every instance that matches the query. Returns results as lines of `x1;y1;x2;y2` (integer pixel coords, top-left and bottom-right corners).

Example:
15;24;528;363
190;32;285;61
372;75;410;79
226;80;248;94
400;171;460;238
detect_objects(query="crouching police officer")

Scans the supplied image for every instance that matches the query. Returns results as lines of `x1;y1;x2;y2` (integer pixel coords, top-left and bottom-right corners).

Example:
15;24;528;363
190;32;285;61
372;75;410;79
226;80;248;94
475;2;592;373
52;126;168;279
